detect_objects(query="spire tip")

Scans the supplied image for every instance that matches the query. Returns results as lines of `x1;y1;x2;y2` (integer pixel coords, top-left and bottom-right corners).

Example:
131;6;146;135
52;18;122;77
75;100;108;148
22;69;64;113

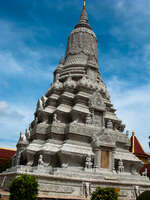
83;0;86;10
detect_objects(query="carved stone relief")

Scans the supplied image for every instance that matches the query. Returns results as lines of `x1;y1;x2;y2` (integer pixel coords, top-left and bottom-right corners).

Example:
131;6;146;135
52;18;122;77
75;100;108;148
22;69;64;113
89;91;105;111
92;130;115;148
40;184;74;193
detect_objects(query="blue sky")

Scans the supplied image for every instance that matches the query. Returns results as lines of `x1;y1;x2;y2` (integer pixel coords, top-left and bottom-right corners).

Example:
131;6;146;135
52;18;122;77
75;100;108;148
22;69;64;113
0;0;150;152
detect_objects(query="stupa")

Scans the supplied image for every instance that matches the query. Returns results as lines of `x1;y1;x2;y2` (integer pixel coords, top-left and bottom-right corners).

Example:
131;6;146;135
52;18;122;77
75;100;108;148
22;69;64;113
1;1;150;199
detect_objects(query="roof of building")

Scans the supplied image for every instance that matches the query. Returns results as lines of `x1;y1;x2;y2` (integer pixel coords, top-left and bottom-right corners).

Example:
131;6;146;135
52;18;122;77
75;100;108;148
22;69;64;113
0;148;16;163
130;132;150;157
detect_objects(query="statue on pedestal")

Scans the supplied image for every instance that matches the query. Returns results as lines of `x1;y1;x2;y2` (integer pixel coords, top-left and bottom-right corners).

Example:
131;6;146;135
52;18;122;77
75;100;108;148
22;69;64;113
134;186;140;199
118;159;124;173
85;154;93;169
107;120;113;129
38;155;44;166
83;182;91;197
53;113;60;123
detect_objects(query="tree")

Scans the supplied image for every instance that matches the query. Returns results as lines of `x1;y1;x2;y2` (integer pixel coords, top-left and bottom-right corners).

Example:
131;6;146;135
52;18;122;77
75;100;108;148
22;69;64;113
91;186;118;200
9;174;38;200
137;191;150;200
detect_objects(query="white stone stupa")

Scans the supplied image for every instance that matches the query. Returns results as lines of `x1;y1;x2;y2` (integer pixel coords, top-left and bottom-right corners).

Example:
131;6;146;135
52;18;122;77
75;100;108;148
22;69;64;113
1;1;150;199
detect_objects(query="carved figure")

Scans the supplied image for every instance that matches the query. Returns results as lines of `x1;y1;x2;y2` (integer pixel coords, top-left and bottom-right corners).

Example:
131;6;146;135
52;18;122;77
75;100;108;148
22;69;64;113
85;154;93;169
38;155;44;166
118;159;124;173
89;91;104;109
107;120;113;129
53;113;60;123
86;113;92;125
83;182;91;197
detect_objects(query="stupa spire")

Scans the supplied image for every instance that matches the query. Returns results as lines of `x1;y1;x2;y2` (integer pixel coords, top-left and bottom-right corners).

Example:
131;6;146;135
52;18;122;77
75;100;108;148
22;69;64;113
75;0;91;29
83;0;86;10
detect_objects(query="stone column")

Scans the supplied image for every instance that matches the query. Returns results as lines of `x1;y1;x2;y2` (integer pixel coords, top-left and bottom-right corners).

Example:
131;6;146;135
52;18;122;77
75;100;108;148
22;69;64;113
94;149;101;169
111;148;116;172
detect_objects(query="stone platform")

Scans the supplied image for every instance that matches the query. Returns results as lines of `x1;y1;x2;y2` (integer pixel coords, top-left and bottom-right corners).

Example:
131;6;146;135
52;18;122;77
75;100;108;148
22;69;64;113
0;168;150;200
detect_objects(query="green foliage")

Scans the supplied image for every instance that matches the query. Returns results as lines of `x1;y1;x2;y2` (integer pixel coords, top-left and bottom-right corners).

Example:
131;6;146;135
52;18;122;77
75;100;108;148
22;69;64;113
91;186;118;200
9;174;38;200
0;159;11;173
137;191;150;200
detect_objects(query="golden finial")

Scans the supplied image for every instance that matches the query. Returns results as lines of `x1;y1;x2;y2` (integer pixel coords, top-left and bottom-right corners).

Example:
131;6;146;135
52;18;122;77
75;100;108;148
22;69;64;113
132;131;135;153
83;0;86;10
132;131;135;136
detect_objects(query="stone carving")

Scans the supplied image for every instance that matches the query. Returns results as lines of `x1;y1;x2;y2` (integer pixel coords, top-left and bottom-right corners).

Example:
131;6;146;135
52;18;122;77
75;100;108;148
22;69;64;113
65;28;97;63
134;186;140;199
38;155;44;166
87;54;97;66
25;128;30;140
89;91;105;111
64;74;76;89
118;159;124;173
85;154;93;169
52;76;63;90
107;120;113;129
123;190;136;199
79;73;93;89
83;182;91;197
36;99;43;111
53;113;60;123
62;163;68;168
92;130;115;148
40;184;74;193
85;113;92;125
142;168;147;176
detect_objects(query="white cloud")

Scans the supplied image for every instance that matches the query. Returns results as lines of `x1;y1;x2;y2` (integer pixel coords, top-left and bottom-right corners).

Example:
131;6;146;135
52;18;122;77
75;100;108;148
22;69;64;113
0;101;8;111
0;51;23;74
0;101;34;149
0;19;64;82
